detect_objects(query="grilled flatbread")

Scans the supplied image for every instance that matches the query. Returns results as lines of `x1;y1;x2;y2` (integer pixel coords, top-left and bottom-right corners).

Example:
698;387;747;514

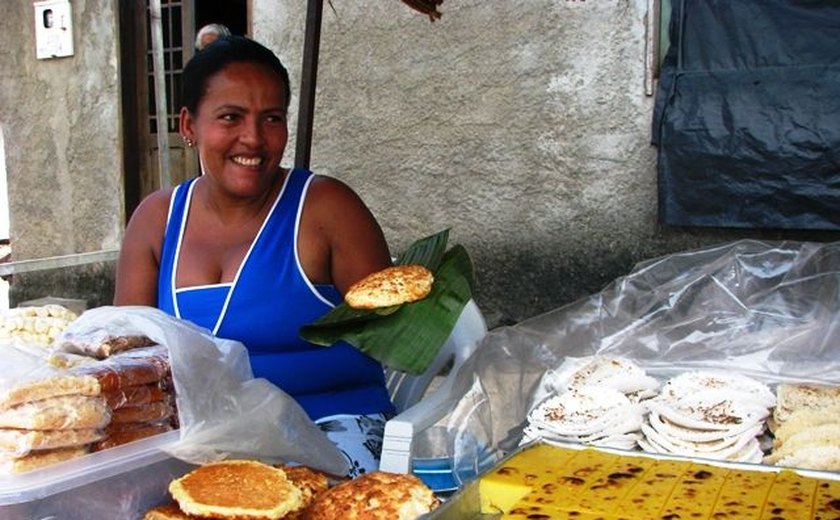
142;503;197;520
169;460;303;520
303;471;439;519
277;464;331;519
344;265;434;309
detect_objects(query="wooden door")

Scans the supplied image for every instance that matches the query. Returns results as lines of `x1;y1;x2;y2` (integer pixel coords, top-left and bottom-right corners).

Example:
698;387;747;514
119;0;248;221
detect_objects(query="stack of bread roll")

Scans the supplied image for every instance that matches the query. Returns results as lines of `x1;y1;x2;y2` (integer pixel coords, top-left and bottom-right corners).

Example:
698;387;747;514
0;304;78;347
0;339;175;474
764;383;840;471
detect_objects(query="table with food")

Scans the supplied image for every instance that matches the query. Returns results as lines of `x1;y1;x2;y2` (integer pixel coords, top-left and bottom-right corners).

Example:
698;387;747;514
0;239;839;520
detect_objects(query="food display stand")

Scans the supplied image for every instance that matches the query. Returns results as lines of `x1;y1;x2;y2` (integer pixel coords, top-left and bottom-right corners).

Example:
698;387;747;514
2;239;840;519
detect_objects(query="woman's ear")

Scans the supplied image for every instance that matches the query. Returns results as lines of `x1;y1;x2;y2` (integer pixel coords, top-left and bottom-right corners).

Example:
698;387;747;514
179;107;195;144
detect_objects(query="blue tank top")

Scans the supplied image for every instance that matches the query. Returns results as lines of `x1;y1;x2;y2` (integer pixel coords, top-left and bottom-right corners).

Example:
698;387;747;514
157;169;395;420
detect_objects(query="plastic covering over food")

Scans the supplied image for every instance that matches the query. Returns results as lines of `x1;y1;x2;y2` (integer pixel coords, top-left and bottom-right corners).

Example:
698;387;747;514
1;306;350;476
437;240;840;484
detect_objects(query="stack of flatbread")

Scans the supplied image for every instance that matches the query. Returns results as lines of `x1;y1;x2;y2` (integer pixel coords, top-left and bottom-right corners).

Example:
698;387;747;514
521;356;659;450
763;383;840;471
0;340;175;474
144;461;439;520
144;461;332;520
639;371;776;463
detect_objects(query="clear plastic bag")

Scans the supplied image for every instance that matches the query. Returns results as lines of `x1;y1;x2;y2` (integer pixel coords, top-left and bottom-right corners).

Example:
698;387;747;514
52;306;349;475
442;240;840;484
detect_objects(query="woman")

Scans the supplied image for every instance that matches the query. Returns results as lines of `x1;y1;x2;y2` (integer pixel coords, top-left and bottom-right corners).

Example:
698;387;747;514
114;36;395;476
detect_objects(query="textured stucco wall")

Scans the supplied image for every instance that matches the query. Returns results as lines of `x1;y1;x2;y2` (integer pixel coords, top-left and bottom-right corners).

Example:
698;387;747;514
1;1;837;320
254;0;840;325
0;0;123;261
0;0;121;307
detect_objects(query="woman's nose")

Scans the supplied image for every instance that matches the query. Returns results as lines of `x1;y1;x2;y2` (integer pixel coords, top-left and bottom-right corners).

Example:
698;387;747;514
239;120;263;146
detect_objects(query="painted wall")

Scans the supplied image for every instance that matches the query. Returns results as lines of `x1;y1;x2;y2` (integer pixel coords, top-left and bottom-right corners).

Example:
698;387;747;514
0;0;122;307
256;0;839;325
0;0;123;259
0;0;837;322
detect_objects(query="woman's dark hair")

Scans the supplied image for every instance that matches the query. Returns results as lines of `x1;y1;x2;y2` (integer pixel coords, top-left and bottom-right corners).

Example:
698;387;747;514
181;35;291;114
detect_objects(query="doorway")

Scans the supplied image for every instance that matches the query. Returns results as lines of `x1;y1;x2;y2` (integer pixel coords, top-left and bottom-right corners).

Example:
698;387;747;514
119;0;249;222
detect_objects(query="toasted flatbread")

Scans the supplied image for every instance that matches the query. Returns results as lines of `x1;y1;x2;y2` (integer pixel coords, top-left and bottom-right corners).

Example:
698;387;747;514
276;464;331;519
344;265;434;309
303;471;439;519
0;427;104;456
169;460;303;520
142;503;198;520
774;383;840;424
0;395;110;430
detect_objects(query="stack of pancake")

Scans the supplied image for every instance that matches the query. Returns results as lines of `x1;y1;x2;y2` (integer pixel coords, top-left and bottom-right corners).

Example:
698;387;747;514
639;371;776;463
144;460;439;520
521;356;658;450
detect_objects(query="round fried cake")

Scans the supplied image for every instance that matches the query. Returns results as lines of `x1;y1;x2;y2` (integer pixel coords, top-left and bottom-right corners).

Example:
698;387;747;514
303;471;439;519
344;265;434;309
169;460;302;520
275;464;331;519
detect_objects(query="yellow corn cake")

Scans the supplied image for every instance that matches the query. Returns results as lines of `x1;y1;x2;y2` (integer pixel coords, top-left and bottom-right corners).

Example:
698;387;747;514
478;443;840;519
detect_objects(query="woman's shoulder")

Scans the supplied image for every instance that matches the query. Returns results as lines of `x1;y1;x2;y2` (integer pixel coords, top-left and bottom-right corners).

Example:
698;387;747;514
306;173;365;206
127;186;178;231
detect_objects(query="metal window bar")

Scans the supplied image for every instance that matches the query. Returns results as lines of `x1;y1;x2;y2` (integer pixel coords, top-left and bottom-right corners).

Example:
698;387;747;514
0;250;120;277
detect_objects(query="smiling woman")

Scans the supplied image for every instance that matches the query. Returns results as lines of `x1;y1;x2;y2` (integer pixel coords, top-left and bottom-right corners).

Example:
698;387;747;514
114;35;396;476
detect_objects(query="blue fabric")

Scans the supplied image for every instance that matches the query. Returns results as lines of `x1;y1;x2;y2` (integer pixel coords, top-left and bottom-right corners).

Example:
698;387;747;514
157;169;395;420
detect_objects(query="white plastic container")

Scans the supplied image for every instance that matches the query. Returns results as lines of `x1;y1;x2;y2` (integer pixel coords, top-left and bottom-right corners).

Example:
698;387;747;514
0;431;195;520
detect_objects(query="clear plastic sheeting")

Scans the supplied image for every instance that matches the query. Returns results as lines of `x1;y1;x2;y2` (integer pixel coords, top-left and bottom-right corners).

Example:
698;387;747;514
442;240;840;485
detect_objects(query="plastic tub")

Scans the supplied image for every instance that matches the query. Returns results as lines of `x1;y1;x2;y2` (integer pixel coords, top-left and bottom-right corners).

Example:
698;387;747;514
0;430;195;520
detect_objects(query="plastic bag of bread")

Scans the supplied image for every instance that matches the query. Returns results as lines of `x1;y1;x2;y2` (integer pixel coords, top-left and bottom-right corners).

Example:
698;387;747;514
57;306;350;476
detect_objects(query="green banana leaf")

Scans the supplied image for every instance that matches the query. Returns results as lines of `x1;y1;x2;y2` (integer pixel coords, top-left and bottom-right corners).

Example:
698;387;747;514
299;230;475;375
299;228;452;330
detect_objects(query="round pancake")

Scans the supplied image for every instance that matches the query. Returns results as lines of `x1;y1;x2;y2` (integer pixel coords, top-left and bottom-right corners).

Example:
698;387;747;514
567;356;660;396
169;460;302;520
274;464;331;519
303;471;438;519
659;371;776;409
528;386;642;437
278;464;330;502
344;265;434;309
646;390;769;432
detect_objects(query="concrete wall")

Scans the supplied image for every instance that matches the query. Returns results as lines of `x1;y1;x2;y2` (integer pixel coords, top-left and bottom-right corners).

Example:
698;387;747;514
0;0;123;260
0;0;122;307
256;0;839;325
0;0;837;322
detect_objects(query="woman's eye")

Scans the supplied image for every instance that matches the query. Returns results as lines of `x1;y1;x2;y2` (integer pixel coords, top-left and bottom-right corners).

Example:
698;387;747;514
220;113;239;122
266;114;286;124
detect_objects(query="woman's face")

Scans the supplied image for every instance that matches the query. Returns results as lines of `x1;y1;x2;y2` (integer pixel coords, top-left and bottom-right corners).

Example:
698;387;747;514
181;61;288;198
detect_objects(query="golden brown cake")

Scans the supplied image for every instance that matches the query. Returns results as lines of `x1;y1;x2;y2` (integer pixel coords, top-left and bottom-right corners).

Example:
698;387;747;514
303;471;439;519
169;460;303;519
344;265;434;309
276;464;331;519
479;443;840;519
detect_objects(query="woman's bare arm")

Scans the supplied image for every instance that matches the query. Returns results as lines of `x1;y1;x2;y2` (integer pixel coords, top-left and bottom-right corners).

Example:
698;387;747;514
300;176;392;295
113;190;171;306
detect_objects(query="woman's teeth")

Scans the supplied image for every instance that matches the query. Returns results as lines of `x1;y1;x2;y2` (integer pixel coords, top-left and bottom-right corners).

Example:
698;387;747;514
232;156;261;166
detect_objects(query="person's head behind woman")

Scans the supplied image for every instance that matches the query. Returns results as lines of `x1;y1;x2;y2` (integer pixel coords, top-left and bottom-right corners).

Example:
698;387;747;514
181;35;291;115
